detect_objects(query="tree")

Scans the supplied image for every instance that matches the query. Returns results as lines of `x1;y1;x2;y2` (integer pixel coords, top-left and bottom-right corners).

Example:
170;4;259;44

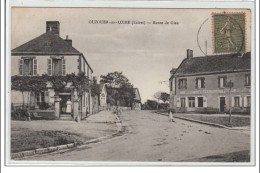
160;92;170;103
100;72;135;107
100;72;130;88
142;100;158;110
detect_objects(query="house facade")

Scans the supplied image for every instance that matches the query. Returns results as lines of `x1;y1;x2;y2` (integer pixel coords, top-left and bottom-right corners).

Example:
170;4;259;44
11;21;95;119
169;49;251;114
99;83;108;110
132;88;142;110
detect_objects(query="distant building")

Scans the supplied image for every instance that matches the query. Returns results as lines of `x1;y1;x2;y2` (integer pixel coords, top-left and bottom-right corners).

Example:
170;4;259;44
99;83;108;110
105;87;141;110
132;88;142;110
11;21;94;119
169;49;251;113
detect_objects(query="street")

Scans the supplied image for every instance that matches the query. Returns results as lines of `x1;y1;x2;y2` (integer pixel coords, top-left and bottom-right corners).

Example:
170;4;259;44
27;110;250;162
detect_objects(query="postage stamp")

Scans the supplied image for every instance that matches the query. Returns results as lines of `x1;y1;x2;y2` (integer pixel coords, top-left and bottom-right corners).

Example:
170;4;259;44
212;12;246;54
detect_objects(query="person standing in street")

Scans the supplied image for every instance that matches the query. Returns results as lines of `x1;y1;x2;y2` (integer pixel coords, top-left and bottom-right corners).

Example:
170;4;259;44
168;110;174;122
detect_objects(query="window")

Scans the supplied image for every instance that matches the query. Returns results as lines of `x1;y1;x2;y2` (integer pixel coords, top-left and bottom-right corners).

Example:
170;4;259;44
218;76;227;88
19;57;37;76
170;80;173;91
234;96;240;107
52;59;62;76
245;74;251;86
23;59;33;75
188;97;195;107
48;57;66;76
179;78;187;89
196;77;205;89
247;96;251;107
181;98;186;108
36;92;45;106
198;97;203;107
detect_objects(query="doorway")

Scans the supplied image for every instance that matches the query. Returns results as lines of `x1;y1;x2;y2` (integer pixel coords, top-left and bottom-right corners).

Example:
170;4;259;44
219;97;226;112
60;94;72;114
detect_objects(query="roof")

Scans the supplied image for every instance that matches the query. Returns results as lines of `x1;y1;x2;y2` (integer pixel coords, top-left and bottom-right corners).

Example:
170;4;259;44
12;31;81;55
133;88;141;101
99;83;106;91
173;52;251;77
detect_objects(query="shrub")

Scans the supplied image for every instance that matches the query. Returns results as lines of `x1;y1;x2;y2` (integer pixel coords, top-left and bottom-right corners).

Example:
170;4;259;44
39;102;50;110
11;109;29;120
203;107;219;114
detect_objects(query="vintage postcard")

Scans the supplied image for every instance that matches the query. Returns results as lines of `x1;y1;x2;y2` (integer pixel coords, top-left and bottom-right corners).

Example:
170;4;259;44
6;2;255;166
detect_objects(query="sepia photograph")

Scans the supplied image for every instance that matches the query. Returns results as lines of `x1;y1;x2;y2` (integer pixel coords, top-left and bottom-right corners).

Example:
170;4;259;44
6;4;255;166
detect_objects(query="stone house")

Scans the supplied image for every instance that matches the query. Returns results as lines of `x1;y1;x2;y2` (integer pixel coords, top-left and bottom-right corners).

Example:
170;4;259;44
169;49;251;114
132;88;142;110
11;21;95;120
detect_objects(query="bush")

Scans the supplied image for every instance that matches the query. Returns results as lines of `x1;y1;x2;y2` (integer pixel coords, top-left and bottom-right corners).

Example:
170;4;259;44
203;107;219;114
39;102;50;110
11;109;29;121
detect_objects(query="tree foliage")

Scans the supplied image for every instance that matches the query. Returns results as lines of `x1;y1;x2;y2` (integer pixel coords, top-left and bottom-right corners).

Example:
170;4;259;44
100;72;135;107
160;92;170;103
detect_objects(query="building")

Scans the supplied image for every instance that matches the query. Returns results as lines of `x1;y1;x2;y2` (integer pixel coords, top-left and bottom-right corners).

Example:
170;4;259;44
11;21;95;120
99;83;108;110
169;49;251;114
132;88;142;110
105;87;141;110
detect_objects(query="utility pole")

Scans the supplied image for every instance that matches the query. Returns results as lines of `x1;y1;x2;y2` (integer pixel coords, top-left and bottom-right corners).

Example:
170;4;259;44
226;80;234;126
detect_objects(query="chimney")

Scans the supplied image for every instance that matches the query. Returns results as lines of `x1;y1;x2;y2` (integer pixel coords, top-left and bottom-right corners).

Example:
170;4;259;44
46;21;60;36
65;35;72;46
187;49;193;59
170;68;176;76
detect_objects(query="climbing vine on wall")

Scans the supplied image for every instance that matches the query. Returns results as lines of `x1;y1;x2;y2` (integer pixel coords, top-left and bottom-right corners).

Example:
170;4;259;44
11;72;90;94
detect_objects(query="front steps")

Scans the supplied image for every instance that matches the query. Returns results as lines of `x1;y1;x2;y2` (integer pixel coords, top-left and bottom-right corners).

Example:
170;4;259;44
60;114;73;120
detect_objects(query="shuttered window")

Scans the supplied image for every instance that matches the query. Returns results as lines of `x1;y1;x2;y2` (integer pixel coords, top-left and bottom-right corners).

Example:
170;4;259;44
179;78;187;89
47;59;52;75
218;76;227;88
19;59;23;75
33;59;38;75
196;77;205;89
62;58;66;76
245;74;250;86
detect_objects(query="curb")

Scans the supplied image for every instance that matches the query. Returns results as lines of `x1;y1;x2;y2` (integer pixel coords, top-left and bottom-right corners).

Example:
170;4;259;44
76;113;124;150
156;112;234;130
11;111;124;160
11;142;77;159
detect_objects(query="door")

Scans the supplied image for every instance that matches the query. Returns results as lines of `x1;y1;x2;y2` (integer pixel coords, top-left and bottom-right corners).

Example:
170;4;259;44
60;95;72;114
198;97;203;107
220;97;225;112
181;98;185;108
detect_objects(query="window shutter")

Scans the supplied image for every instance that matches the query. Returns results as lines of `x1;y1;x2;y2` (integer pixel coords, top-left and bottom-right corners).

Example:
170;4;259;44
195;97;198;107
19;59;23;75
203;97;207;108
62;58;66;76
239;96;242;107
47;58;52;75
195;78;198;88
224;77;227;87
202;78;205;88
231;97;234;107
185;79;187;89
178;80;180;89
185;97;189;108
244;96;247;107
33;59;38;75
218;77;220;88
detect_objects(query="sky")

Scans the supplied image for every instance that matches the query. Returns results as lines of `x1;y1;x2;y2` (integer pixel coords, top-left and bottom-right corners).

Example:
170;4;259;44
11;8;251;103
